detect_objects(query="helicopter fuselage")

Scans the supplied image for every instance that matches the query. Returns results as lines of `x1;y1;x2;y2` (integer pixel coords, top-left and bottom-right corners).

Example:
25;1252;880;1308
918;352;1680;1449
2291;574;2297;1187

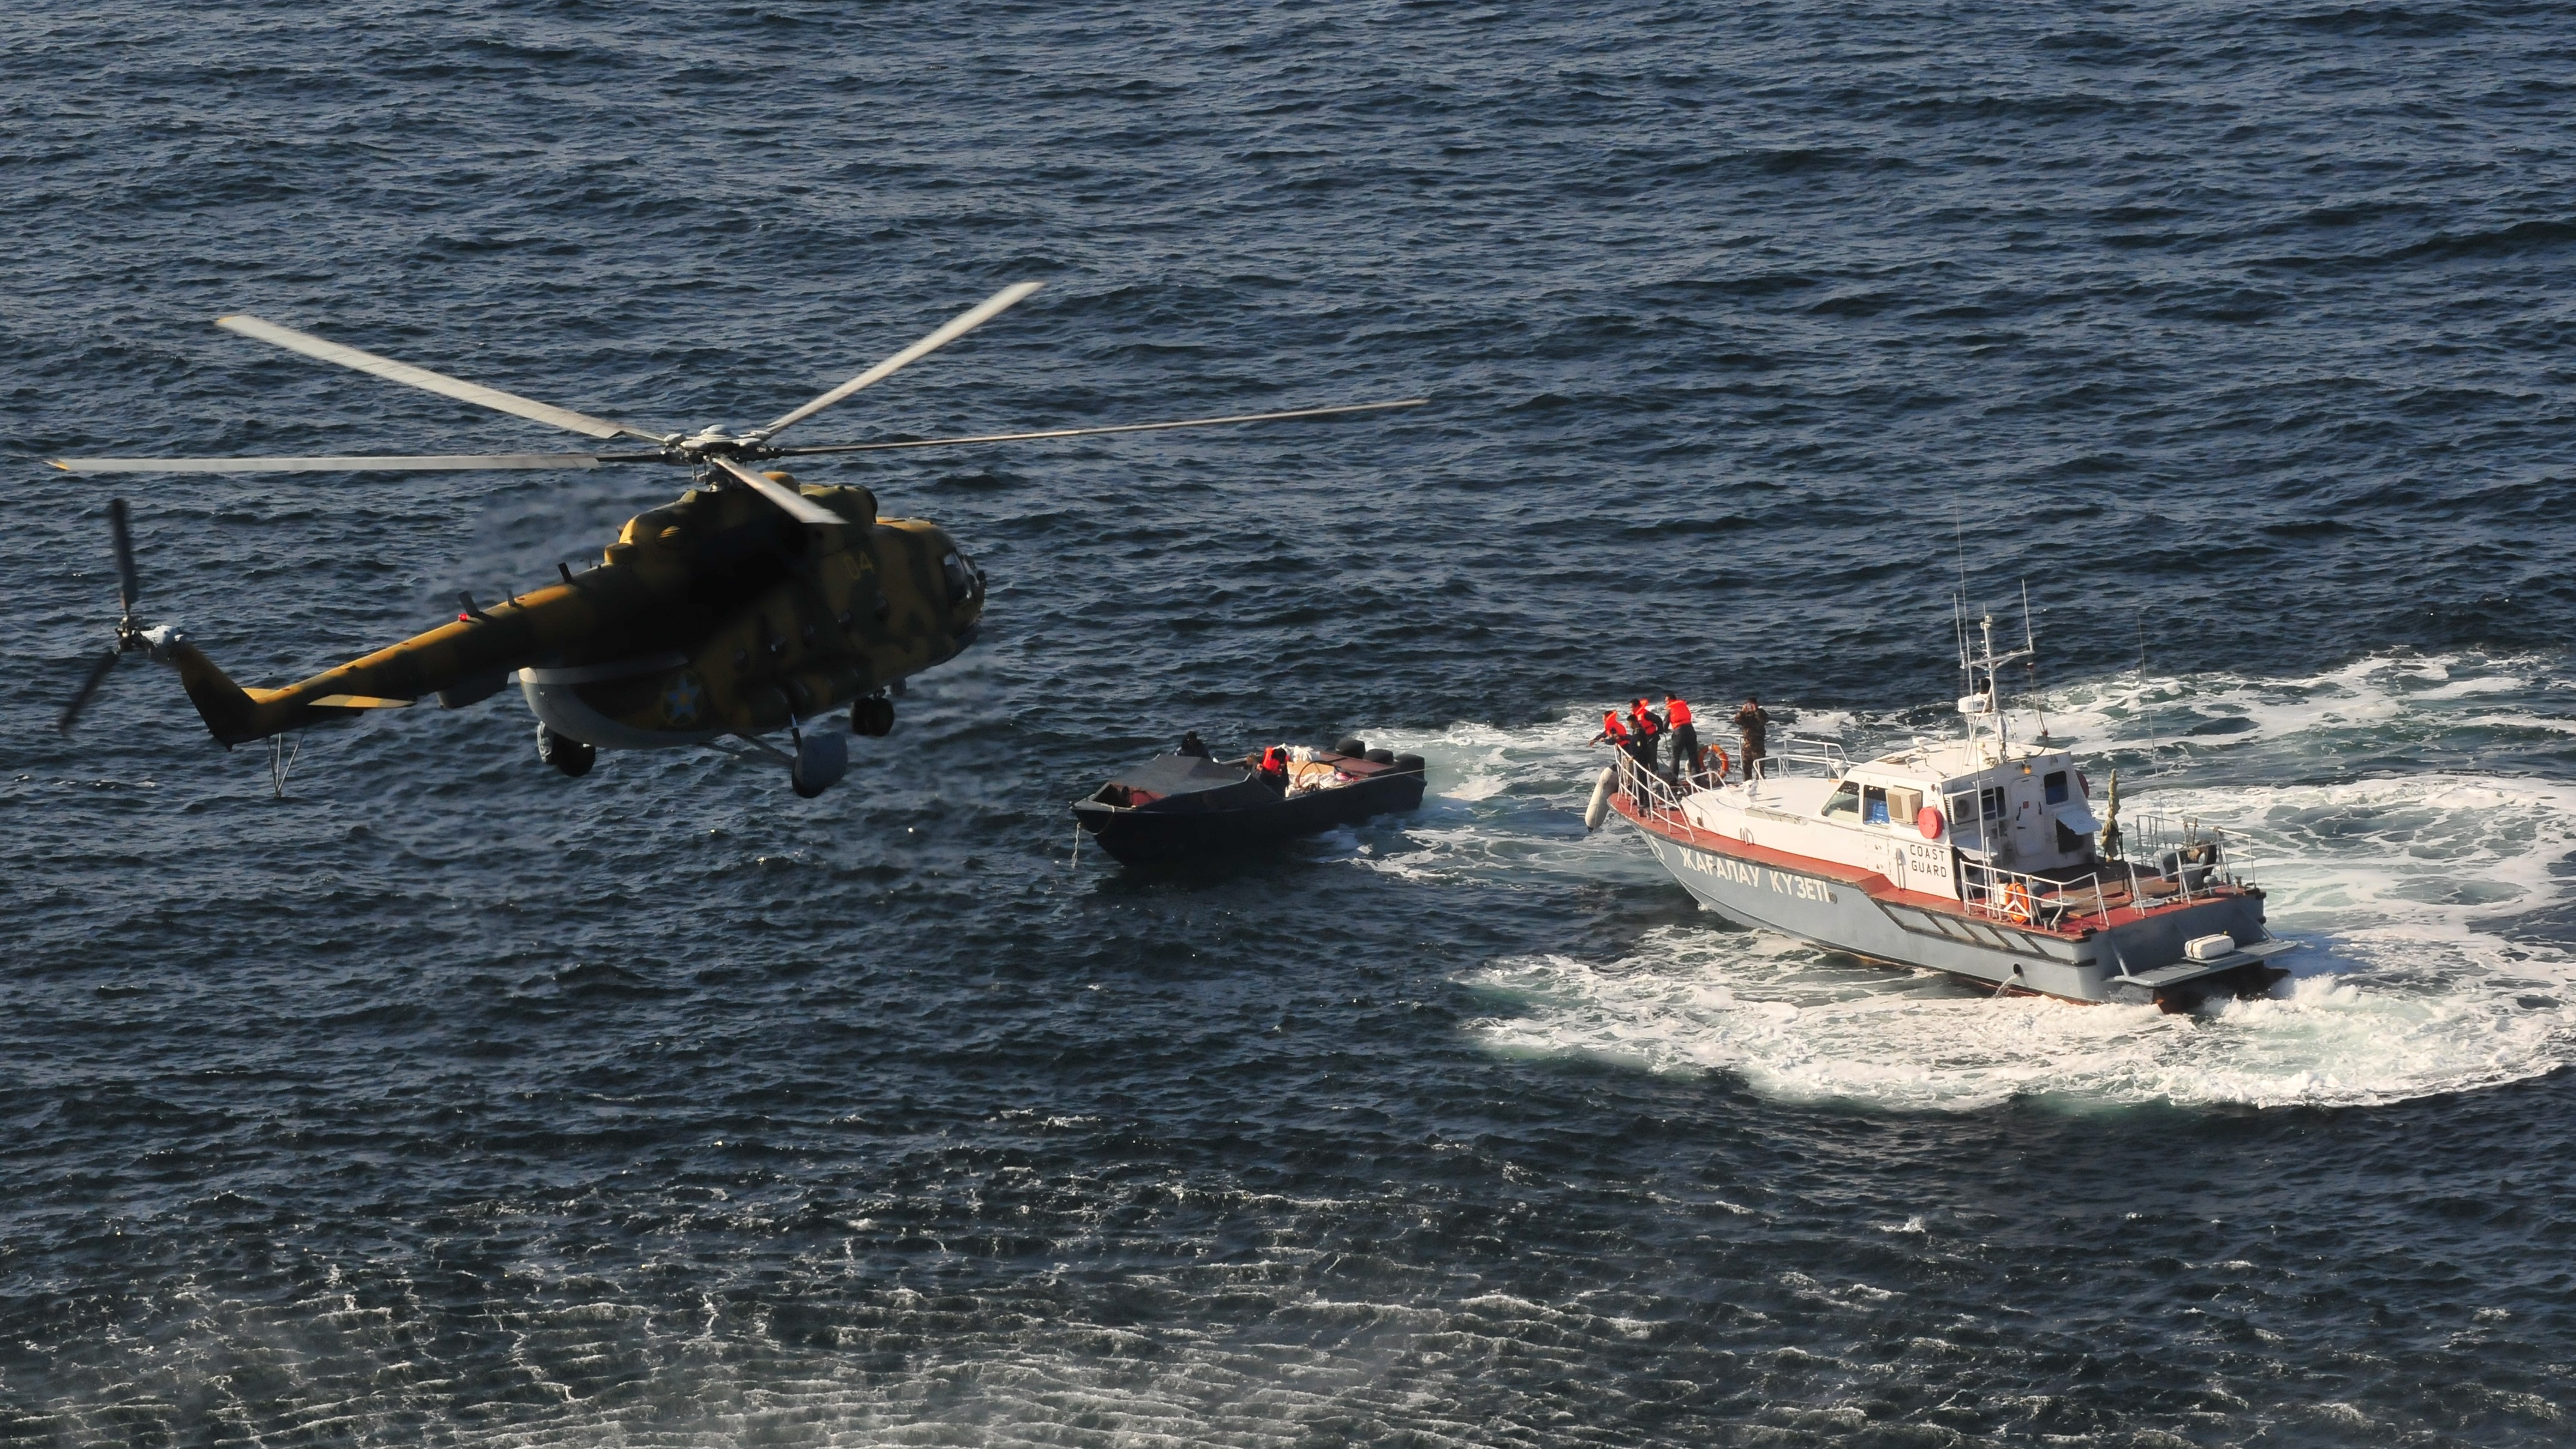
159;478;983;752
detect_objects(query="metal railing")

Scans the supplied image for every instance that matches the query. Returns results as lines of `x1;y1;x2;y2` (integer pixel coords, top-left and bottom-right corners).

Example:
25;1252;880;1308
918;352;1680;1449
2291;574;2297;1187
1754;735;1846;780
2108;811;2232;893
1958;858;2107;932
1610;748;1698;822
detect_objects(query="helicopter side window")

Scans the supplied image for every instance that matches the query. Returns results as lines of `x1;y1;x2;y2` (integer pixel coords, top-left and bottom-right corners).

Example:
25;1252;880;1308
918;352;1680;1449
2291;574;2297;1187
1862;785;1889;825
2044;770;2070;806
1822;781;1860;819
940;551;976;606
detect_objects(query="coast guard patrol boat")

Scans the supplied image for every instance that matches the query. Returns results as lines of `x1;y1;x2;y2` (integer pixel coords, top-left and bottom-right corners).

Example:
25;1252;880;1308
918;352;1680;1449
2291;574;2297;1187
1604;615;2294;1007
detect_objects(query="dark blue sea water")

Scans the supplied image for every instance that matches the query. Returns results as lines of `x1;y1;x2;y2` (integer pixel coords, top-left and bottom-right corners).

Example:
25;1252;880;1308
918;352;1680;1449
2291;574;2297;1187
10;3;2576;1443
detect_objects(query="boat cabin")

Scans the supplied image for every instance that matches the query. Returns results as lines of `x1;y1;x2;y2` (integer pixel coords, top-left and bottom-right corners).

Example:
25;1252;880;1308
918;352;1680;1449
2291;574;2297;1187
1836;740;2101;873
1671;734;2103;905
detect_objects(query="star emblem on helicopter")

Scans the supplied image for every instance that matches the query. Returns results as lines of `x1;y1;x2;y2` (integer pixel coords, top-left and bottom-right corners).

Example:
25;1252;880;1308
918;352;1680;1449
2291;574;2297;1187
46;283;1425;798
661;672;704;725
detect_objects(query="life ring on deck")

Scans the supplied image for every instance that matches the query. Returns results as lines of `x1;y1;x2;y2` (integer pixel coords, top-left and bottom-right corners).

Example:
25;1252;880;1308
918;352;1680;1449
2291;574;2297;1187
1701;744;1730;780
2001;881;2035;926
1918;805;1945;840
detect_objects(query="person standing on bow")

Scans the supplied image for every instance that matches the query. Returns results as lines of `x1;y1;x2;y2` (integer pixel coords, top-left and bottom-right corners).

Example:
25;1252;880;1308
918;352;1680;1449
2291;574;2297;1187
1733;696;1771;782
1662;693;1700;783
1626;697;1665;778
1591;709;1641;788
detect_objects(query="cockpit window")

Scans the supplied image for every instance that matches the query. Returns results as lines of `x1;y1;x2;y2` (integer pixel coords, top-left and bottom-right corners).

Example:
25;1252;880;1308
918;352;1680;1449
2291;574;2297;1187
1822;781;1859;819
940;551;977;606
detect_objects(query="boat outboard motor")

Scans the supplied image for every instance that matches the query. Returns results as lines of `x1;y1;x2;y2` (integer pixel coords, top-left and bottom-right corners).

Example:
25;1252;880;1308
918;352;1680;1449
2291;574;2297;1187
2180;840;2217;890
1333;737;1367;757
2156;846;2216;892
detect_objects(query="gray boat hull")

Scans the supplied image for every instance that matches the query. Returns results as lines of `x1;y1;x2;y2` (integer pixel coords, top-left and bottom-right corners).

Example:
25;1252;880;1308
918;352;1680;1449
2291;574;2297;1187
1637;824;2277;1005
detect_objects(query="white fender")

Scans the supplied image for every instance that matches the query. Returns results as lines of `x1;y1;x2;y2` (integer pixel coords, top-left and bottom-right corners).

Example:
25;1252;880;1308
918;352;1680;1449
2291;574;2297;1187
1584;766;1614;831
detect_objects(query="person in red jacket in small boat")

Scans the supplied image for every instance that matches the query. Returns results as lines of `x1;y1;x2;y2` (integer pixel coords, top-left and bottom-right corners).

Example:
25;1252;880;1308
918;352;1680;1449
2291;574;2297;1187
1253;744;1290;791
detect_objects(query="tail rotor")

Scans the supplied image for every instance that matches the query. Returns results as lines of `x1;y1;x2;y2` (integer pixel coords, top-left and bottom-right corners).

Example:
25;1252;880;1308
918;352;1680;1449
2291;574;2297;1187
56;499;151;736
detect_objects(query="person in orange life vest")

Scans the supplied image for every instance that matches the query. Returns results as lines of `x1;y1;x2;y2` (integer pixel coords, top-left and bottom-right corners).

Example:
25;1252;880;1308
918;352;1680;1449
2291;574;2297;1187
1253;745;1289;791
1627;698;1664;775
1590;710;1632;748
1663;693;1701;783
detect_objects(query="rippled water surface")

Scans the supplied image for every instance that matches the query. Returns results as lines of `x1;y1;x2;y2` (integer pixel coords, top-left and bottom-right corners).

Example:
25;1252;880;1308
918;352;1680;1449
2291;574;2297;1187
10;4;2576;1445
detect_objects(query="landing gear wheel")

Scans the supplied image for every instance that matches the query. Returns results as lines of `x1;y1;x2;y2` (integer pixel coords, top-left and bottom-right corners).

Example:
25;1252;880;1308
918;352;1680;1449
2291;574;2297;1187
850;694;895;738
536;724;595;778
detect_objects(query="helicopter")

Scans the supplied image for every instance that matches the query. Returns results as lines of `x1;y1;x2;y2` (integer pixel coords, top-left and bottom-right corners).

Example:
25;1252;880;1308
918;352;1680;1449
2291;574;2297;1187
47;283;1423;796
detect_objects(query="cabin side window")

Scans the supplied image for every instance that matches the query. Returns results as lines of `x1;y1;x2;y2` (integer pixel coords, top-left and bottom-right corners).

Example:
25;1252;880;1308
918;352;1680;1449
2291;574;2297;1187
1862;785;1889;825
1887;787;1922;828
2044;770;2070;806
1822;781;1859;819
1981;786;2006;819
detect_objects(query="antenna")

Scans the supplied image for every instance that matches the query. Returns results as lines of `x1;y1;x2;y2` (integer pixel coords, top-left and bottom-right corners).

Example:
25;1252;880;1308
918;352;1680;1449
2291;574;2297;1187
2021;579;2050;743
2136;607;2157;757
1954;593;1970;693
1953;509;1973;733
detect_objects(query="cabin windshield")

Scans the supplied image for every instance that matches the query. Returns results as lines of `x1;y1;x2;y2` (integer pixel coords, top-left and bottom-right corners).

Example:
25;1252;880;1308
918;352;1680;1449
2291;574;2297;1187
1822;781;1859;819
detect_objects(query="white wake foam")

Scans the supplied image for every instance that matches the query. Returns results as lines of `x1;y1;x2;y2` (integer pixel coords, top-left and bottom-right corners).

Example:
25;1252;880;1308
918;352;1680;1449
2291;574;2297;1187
1370;655;2576;1110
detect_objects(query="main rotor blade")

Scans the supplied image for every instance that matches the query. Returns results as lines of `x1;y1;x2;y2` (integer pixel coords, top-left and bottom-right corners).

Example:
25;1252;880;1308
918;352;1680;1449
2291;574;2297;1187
751;282;1042;442
107;497;138;617
770;398;1432;457
216;314;660;442
58;649;119;736
46;452;606;474
709;457;851;527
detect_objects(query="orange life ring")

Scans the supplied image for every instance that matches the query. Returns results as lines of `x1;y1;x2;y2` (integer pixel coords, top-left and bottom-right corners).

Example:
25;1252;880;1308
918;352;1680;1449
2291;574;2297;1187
2001;882;2034;925
1702;743;1730;779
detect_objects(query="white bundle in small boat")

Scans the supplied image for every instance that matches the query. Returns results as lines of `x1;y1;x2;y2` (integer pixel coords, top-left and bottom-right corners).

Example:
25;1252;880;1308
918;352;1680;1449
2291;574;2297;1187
1287;759;1349;794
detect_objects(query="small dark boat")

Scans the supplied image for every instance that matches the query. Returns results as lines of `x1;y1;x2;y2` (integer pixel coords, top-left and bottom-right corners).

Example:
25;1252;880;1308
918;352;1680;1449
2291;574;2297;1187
1072;740;1427;864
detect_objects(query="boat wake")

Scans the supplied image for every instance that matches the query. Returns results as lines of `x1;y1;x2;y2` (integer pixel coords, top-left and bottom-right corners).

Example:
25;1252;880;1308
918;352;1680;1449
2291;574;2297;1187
1365;654;2576;1111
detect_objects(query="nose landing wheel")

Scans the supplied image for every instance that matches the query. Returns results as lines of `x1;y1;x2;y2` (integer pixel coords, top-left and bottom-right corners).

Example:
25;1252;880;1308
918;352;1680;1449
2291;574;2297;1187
536;724;595;778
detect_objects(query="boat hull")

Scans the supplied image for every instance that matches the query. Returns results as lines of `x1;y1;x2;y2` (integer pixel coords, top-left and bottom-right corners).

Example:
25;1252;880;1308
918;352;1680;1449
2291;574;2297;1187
1635;817;2274;1005
1075;769;1426;865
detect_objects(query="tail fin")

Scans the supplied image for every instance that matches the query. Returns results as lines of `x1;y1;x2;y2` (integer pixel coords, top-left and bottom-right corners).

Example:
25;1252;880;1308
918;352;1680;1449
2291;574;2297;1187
160;639;263;747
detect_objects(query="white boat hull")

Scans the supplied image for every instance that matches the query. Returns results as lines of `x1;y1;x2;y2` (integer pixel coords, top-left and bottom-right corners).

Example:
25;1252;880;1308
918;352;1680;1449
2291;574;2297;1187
1629;804;2278;1004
